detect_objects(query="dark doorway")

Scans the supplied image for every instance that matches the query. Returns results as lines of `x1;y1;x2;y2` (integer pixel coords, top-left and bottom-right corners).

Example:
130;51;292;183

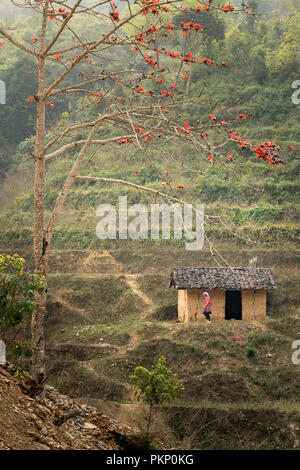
225;291;242;320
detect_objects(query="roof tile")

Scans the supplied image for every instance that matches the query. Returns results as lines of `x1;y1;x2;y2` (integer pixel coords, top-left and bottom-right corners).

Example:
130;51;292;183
170;267;276;290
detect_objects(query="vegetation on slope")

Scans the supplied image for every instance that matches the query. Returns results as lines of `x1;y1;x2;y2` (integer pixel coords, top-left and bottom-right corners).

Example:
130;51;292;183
0;0;299;449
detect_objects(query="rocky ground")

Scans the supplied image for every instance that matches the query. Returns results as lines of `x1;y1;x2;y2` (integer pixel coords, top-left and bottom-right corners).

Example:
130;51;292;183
0;364;138;450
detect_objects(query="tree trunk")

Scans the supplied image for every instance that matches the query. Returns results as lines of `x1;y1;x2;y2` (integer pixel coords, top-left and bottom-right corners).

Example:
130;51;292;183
31;54;47;381
145;404;153;442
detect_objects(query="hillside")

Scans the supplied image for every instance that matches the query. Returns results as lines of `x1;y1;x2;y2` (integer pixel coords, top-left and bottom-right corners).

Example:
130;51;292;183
1;244;297;449
0;0;299;451
44;247;300;449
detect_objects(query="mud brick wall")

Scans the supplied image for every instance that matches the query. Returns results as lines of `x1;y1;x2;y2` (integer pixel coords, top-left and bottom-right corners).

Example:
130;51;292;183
242;290;267;320
177;289;267;322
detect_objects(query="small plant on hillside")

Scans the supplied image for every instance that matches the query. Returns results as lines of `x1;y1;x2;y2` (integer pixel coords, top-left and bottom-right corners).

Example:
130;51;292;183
0;254;45;363
130;355;184;446
247;330;257;358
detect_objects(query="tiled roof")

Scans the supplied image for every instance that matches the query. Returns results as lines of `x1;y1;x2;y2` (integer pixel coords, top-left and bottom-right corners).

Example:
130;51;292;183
170;267;277;290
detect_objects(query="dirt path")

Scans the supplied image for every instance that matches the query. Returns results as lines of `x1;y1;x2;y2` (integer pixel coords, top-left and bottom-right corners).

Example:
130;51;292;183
124;274;154;307
98;252;156;350
82;362;134;397
54;291;87;320
54;250;157;355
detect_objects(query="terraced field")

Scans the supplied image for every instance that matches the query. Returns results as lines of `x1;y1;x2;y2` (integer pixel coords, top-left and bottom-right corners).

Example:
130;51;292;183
24;246;298;449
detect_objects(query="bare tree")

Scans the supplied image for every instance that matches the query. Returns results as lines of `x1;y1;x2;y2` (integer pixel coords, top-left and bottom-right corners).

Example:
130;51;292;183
0;0;283;380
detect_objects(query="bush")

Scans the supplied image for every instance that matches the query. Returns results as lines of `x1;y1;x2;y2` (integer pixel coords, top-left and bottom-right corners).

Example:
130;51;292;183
130;355;184;444
0;253;45;362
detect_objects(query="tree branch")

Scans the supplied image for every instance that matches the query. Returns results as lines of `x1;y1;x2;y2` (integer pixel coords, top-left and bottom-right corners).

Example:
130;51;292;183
45;135;136;161
43;0;83;55
75;175;189;207
44;115;106;246
0;28;37;56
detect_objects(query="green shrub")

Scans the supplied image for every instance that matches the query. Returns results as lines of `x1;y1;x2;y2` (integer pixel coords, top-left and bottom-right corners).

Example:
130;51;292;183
0;253;45;362
130;355;184;444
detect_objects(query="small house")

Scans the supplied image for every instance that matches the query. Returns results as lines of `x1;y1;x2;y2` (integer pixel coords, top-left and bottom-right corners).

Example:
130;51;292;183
170;267;276;322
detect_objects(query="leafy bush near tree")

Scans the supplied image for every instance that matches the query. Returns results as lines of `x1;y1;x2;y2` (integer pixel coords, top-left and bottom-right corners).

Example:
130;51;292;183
130;355;184;445
0;253;45;362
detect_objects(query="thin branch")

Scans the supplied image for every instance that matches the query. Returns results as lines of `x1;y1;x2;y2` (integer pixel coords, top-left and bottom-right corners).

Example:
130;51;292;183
43;0;83;54
45;135;136;161
75;175;190;207
0;28;38;56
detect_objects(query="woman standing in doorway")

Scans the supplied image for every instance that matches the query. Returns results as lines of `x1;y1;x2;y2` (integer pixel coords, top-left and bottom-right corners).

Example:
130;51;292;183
203;292;212;322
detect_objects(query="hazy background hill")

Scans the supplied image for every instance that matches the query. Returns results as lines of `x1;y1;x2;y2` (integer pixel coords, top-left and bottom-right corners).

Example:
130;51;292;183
0;0;299;245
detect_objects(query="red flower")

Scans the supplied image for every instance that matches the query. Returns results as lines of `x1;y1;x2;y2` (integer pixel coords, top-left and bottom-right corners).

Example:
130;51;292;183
46;101;55;109
110;11;120;22
182;122;191;133
237;113;247;120
193;24;203;31
222;5;234;12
